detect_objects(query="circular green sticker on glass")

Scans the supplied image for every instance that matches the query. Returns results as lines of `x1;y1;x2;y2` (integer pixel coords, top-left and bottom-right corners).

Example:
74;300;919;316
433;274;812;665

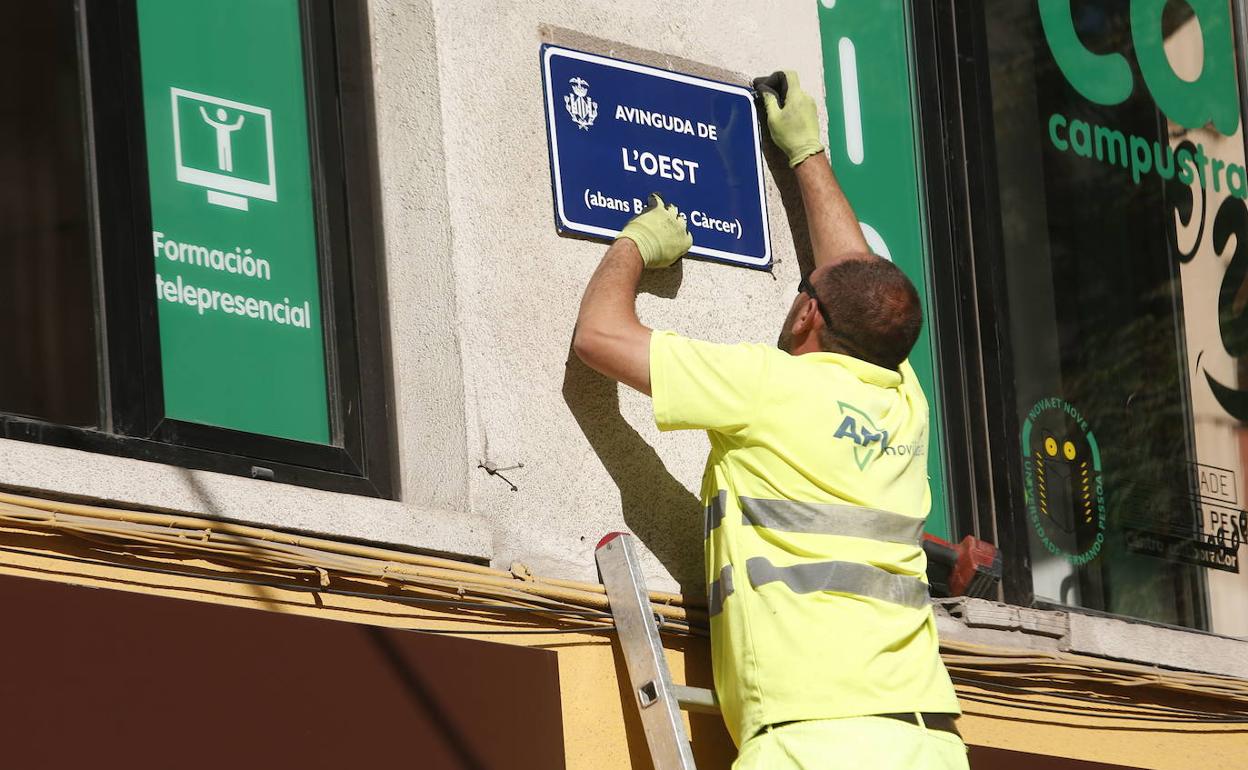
1021;398;1107;565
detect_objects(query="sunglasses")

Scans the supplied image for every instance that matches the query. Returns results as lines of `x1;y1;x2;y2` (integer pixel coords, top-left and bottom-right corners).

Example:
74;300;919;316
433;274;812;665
798;275;834;330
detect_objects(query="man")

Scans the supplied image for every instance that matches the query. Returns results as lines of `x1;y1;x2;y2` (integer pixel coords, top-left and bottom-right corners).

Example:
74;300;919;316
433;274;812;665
573;70;967;770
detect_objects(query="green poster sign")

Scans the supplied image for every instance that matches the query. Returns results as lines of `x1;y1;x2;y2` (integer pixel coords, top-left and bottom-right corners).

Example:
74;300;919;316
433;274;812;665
817;0;951;539
137;0;329;444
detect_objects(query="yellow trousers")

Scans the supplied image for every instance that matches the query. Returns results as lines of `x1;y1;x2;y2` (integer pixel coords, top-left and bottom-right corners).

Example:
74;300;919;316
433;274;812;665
733;715;970;770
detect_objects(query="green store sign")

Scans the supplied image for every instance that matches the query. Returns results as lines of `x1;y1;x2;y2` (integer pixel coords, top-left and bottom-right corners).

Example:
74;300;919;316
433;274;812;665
1038;0;1238;135
1038;1;1244;192
137;0;330;444
818;0;951;539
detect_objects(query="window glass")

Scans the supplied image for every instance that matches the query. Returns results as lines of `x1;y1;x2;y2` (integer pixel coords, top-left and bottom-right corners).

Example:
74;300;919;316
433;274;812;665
981;0;1248;634
0;2;99;427
0;1;390;496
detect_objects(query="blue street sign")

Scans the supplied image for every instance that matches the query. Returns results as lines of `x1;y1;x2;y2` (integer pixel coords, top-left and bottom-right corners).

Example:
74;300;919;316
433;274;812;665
541;45;771;269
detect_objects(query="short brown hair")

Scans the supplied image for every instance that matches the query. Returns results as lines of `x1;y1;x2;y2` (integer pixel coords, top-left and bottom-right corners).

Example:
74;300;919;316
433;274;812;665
812;257;922;369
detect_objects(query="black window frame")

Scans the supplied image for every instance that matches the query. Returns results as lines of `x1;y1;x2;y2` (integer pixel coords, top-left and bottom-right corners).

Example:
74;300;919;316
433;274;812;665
909;0;1036;606
0;0;396;499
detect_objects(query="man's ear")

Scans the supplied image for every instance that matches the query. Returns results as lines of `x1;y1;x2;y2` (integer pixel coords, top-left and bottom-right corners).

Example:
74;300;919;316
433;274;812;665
792;296;821;335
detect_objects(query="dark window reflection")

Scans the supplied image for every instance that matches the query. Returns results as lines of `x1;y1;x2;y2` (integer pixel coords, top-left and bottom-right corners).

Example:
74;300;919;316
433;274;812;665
0;2;99;427
981;1;1216;629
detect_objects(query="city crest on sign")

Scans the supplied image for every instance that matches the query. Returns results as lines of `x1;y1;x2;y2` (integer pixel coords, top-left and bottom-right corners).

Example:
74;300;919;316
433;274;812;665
564;77;598;130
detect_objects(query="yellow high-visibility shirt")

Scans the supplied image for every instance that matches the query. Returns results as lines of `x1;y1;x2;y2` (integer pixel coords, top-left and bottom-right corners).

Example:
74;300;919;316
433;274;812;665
650;331;960;746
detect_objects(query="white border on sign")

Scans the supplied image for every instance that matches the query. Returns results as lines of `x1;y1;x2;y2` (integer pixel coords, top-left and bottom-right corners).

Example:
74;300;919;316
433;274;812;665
542;45;772;268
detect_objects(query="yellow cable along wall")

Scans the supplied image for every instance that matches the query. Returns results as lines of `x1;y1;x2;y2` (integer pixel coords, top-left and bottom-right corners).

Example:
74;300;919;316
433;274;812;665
1;489;1247;741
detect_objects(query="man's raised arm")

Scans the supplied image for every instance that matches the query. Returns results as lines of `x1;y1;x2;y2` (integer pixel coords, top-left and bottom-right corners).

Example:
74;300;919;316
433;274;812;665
754;70;870;268
573;194;692;395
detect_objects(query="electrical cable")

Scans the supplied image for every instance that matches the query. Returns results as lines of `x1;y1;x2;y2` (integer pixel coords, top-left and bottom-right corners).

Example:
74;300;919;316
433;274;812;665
0;542;613;617
0;543;683;638
0;492;685;600
949;677;1248;724
1;490;1245;717
954;692;1248;727
939;641;1248;702
0;496;699;626
392;626;618;636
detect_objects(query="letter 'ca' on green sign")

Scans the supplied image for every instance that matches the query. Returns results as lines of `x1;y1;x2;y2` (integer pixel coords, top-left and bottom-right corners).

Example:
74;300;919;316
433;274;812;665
136;0;330;444
1039;0;1239;135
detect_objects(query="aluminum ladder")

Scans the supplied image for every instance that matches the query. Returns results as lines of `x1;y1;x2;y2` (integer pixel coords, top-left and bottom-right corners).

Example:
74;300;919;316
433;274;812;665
595;532;719;770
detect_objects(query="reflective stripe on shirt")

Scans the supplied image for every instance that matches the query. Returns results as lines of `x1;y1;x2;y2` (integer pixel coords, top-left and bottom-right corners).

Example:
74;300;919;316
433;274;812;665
708;564;735;617
739;496;925;545
745;556;930;609
706;490;727;536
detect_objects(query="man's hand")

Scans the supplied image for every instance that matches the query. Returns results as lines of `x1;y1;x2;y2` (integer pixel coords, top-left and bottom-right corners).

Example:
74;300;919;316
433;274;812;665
617;193;692;269
754;70;824;168
756;67;869;267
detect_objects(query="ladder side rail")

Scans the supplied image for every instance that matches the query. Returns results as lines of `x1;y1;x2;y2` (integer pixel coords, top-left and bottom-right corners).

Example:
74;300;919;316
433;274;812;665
596;533;699;770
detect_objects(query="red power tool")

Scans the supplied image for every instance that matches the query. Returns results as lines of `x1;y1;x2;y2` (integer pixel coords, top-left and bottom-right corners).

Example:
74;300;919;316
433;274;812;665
922;533;1001;598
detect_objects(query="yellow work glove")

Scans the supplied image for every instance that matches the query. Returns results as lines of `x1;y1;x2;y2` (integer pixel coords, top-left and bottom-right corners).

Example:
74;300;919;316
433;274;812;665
616;193;692;269
753;70;824;167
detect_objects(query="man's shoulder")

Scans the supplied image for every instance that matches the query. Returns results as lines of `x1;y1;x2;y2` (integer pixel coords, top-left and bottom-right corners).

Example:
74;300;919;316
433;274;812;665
649;333;780;434
652;331;781;364
654;331;774;350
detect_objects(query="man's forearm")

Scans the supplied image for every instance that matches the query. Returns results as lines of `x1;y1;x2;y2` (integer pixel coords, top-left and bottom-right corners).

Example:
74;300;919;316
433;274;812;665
794;152;870;269
573;239;653;395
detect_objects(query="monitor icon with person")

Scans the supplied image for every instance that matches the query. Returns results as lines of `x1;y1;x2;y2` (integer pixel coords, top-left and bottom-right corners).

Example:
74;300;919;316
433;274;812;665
170;87;277;211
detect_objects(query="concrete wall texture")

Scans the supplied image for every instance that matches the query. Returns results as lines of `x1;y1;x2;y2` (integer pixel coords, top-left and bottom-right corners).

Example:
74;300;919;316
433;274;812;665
422;0;824;594
0;0;825;594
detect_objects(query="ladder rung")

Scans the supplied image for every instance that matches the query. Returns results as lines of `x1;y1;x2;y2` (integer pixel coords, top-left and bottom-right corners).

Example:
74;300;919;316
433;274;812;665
672;684;719;715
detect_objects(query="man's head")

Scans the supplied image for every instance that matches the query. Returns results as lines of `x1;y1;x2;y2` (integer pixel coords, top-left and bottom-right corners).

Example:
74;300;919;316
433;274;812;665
777;253;923;369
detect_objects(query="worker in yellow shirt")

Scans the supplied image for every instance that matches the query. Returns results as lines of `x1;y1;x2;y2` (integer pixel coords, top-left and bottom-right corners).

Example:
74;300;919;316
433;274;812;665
572;70;967;770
